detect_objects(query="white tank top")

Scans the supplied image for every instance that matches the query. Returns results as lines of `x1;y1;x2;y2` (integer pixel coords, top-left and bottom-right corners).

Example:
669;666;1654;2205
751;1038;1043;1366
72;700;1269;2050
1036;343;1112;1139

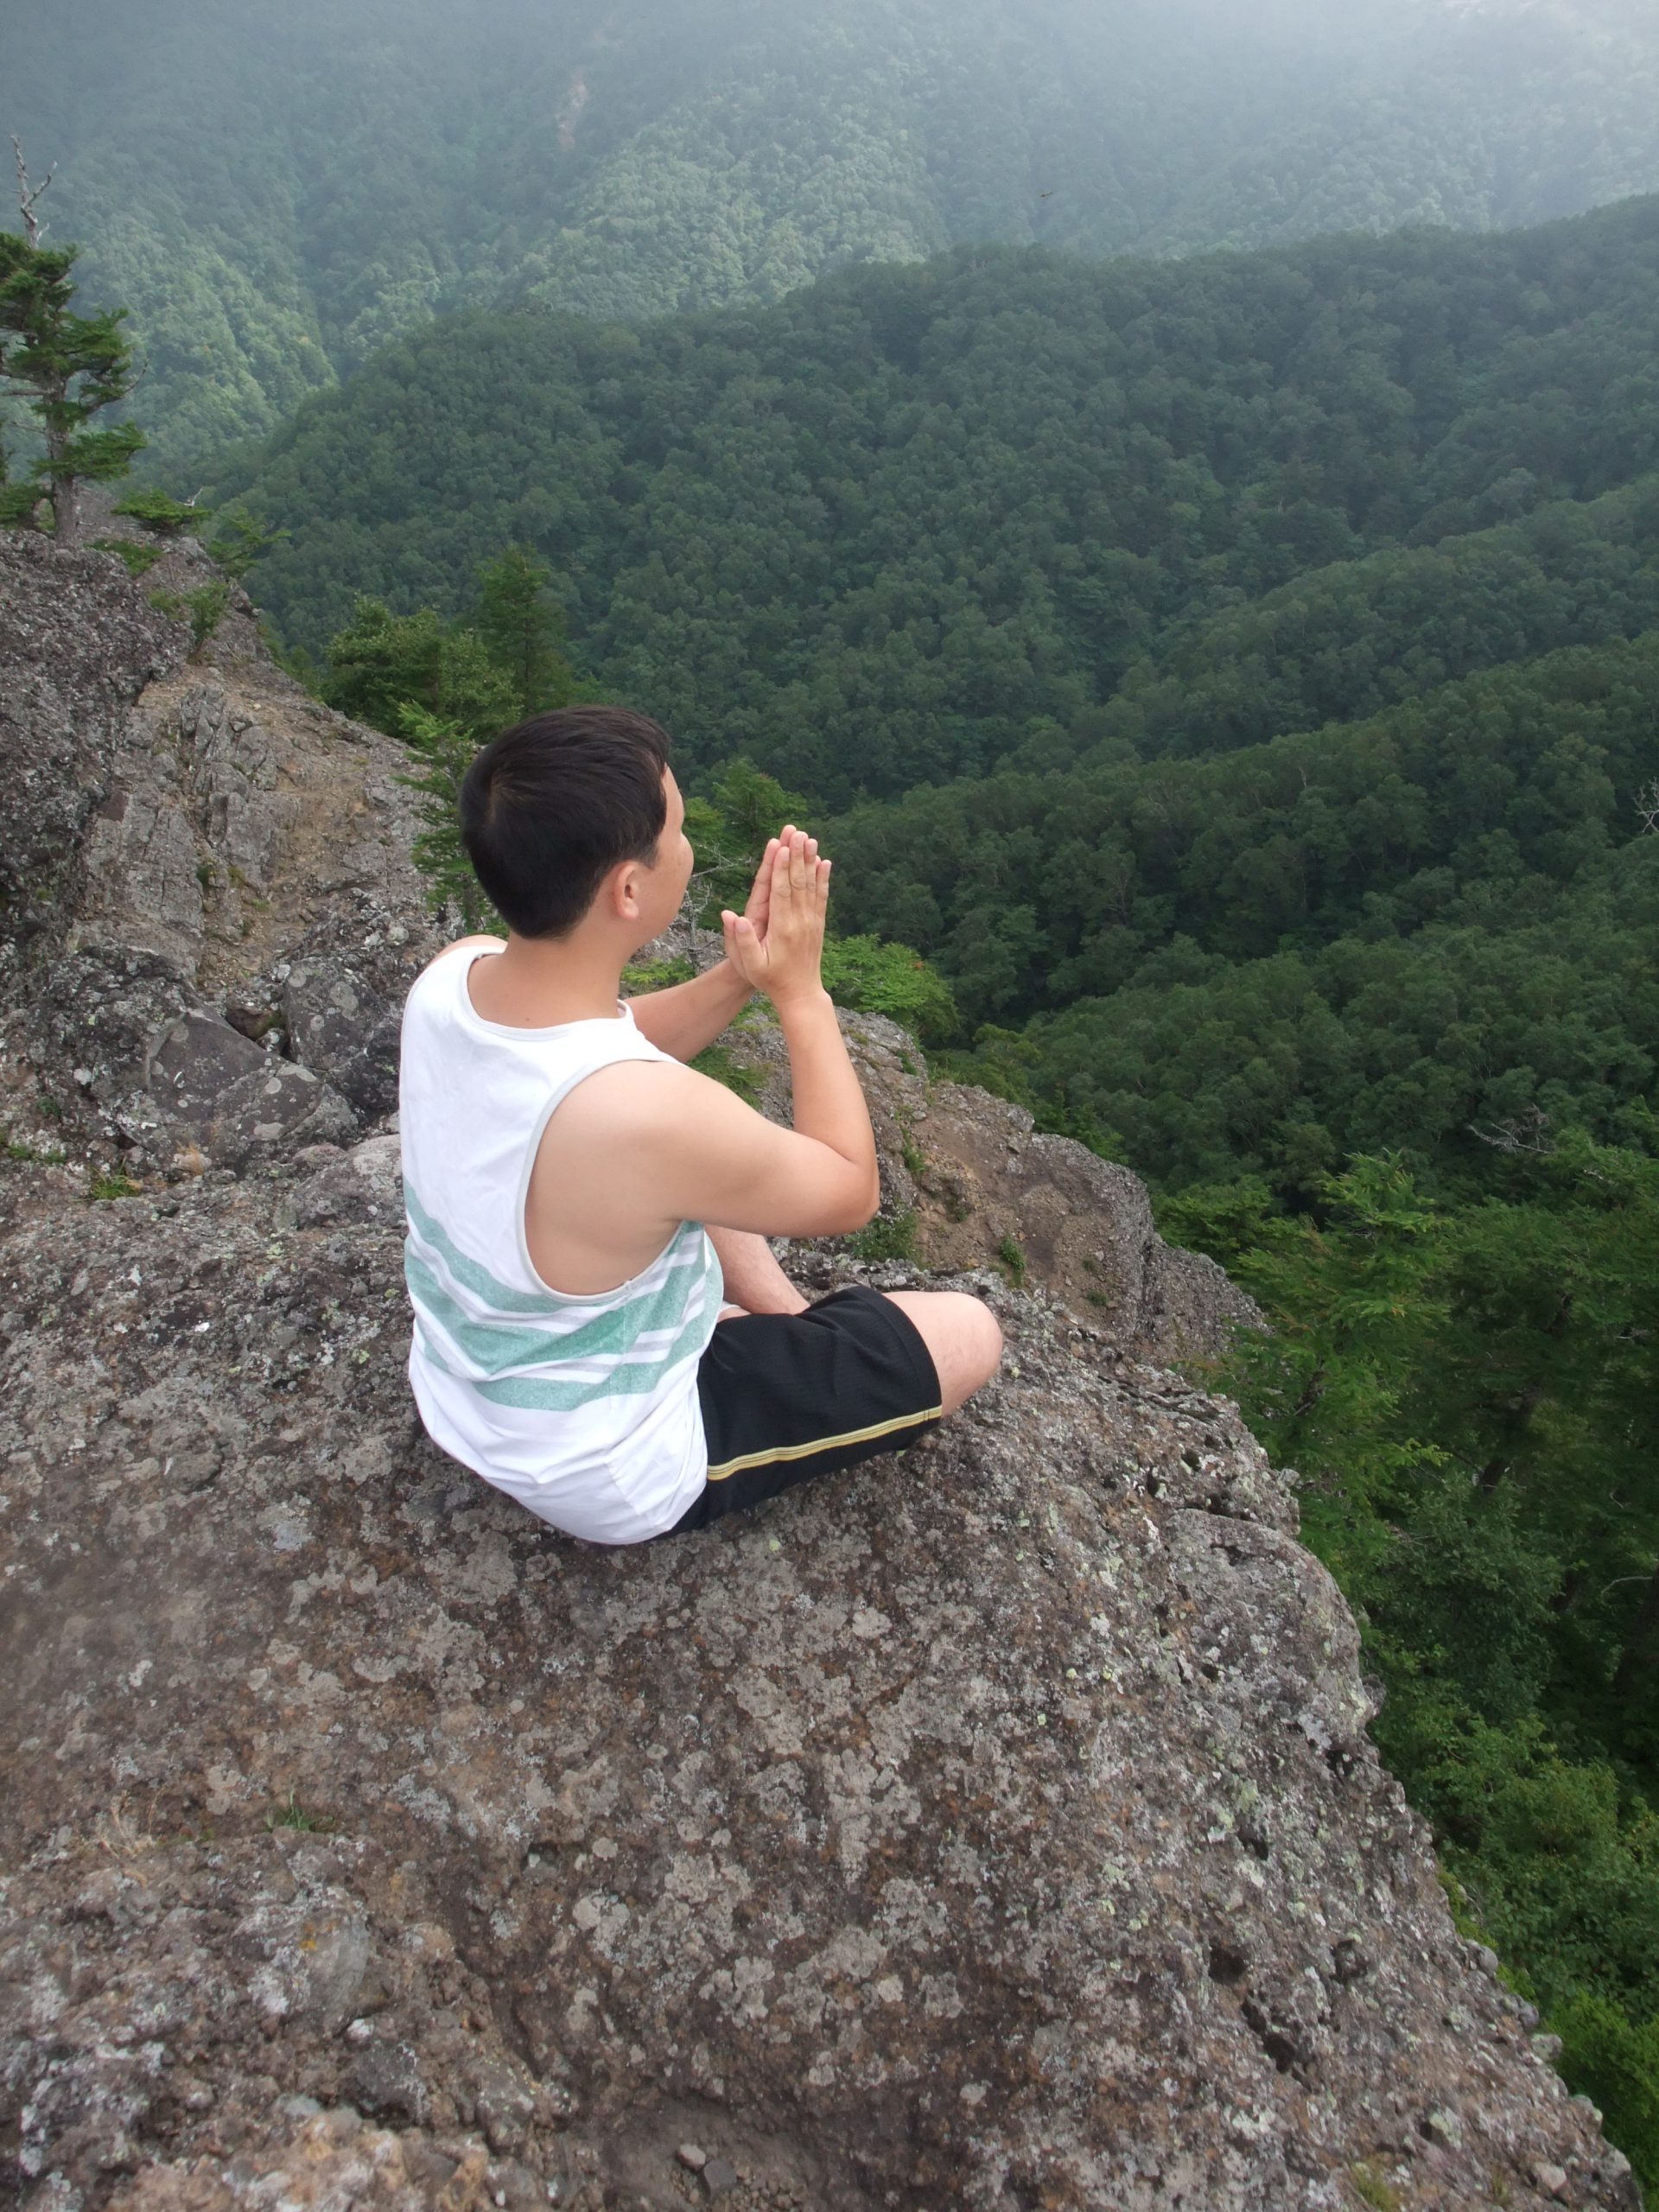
397;943;723;1543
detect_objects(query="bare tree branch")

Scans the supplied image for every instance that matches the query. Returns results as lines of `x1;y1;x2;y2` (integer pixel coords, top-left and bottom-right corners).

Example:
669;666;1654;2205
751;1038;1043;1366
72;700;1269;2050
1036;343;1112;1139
1469;1107;1555;1156
11;137;54;246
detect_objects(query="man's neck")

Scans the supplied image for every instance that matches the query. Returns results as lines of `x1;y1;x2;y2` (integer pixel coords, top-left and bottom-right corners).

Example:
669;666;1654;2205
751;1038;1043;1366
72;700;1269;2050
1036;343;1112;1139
466;929;626;1029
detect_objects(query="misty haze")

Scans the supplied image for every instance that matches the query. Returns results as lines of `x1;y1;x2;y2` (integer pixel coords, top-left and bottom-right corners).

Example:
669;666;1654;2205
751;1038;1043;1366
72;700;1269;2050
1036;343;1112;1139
7;0;1659;462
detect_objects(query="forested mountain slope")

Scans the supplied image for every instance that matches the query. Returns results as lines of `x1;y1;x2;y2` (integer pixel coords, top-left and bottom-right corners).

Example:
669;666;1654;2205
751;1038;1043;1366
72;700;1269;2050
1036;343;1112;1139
217;196;1659;1185
7;0;1659;465
225;194;1659;798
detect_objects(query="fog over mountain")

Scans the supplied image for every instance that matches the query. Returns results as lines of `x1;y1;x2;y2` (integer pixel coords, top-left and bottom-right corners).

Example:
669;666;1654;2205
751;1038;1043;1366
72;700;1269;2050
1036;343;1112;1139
6;0;1659;464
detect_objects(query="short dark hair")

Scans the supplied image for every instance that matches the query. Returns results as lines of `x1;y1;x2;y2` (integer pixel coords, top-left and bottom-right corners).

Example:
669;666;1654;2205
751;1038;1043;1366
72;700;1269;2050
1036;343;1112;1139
460;707;671;938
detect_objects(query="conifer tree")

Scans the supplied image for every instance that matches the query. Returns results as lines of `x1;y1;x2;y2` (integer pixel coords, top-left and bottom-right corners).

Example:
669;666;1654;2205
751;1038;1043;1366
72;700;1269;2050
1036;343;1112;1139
0;141;143;545
474;545;577;718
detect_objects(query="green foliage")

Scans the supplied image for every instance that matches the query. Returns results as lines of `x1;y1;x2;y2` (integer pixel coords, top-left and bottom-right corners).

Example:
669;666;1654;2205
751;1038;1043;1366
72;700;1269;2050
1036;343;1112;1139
91;535;163;576
225;199;1659;813
86;1171;141;1200
266;631;323;694
3;1135;67;1165
1172;1137;1659;2186
112;486;200;535
1557;1995;1659;2190
681;759;813;928
321;553;597;926
0;226;143;542
15;0;1659;466
851;1208;918;1265
266;1789;333;1834
321;597;515;739
206;505;288;580
397;702;502;935
184;580;230;652
819;936;957;1045
1348;2167;1401;2212
148;577;231;651
680;761;952;1040
474;545;582;720
689;1044;762;1106
995;1233;1027;1288
621;957;697;994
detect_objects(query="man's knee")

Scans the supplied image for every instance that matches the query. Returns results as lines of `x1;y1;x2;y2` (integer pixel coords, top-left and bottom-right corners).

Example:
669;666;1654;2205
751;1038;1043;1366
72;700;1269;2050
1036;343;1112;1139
932;1290;1003;1407
883;1287;1003;1414
958;1294;1003;1389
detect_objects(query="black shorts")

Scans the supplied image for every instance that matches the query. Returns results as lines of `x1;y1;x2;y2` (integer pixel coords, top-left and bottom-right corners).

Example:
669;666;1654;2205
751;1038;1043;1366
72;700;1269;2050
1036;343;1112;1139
665;1285;944;1534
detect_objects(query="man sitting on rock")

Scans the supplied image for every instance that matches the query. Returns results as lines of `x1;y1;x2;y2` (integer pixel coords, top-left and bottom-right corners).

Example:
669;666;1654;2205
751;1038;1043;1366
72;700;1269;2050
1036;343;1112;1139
397;705;1003;1544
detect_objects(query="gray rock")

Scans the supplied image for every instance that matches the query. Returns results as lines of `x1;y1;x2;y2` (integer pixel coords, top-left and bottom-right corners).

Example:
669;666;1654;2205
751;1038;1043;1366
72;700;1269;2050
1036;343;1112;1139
202;1058;358;1168
0;1181;1634;2210
0;533;188;944
149;1007;270;1118
283;957;401;1118
472;2055;537;2155
0;531;435;1181
348;2042;431;2126
290;1134;403;1228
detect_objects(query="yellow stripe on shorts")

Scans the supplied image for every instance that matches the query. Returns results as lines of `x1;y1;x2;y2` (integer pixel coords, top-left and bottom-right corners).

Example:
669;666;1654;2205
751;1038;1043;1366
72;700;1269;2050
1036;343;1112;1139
705;1402;944;1482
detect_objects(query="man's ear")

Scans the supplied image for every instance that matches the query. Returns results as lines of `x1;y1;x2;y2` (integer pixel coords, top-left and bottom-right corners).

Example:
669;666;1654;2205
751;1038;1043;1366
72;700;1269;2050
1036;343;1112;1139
610;858;643;923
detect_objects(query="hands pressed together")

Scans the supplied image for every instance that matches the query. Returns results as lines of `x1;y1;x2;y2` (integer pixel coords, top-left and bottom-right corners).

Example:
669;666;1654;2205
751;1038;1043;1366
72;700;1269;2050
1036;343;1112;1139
720;825;830;1011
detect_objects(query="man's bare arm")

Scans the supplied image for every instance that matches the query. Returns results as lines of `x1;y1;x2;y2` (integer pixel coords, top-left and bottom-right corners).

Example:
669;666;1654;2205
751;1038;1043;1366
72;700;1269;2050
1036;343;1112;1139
626;832;786;1060
582;830;879;1242
715;827;879;1224
625;958;752;1062
617;1061;878;1239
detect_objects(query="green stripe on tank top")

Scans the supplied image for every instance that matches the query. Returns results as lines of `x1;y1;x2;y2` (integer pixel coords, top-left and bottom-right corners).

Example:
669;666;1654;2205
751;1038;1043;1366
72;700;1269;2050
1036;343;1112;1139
416;1295;717;1413
404;1178;709;1317
404;1242;715;1379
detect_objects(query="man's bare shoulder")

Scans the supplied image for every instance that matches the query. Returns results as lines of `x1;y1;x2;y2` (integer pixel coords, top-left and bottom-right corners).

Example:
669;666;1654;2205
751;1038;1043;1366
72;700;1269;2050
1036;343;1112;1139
551;1053;757;1145
531;1056;770;1232
417;933;503;982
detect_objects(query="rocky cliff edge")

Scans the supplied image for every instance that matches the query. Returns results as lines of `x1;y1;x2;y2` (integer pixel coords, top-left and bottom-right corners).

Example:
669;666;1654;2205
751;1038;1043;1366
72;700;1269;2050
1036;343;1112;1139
0;534;1639;2212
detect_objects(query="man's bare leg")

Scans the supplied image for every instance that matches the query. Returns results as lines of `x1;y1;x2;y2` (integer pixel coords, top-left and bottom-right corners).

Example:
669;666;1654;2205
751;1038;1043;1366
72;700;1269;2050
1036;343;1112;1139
708;1224;809;1317
883;1290;1003;1415
708;1225;1001;1416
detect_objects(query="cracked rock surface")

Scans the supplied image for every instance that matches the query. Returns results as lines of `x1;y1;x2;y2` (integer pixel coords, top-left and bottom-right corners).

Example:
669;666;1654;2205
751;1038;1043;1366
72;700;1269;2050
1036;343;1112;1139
0;537;1639;2212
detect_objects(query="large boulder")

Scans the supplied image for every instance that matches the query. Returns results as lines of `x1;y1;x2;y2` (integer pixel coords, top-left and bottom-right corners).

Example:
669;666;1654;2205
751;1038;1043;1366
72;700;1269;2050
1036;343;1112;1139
0;533;434;1179
280;953;404;1121
0;1162;1636;2212
0;534;188;947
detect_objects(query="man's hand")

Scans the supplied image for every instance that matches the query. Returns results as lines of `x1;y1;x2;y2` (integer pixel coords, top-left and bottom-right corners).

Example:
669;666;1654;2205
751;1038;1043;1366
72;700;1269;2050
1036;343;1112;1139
721;827;830;1007
741;830;784;946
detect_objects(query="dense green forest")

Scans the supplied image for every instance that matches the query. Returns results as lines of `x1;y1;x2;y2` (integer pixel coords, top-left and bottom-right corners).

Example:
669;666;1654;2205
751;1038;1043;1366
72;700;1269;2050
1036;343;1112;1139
188;193;1659;2183
223;194;1659;796
8;0;1659;465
